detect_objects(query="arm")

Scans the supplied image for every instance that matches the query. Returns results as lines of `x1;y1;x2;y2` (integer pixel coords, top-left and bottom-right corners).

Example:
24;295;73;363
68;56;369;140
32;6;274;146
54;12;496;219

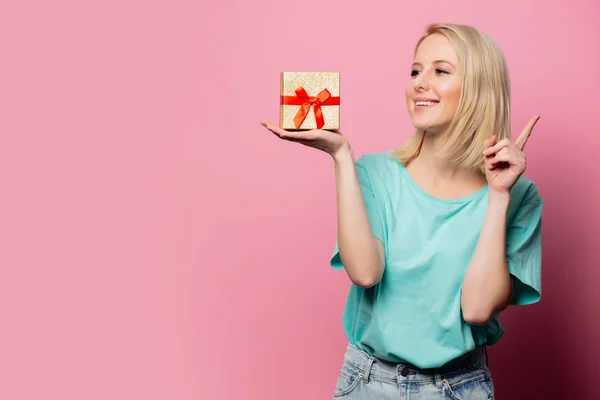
333;144;385;288
463;115;541;324
258;121;384;287
461;191;515;325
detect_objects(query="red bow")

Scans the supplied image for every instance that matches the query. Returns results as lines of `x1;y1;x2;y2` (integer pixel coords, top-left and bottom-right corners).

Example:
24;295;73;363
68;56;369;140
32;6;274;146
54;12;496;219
280;86;340;129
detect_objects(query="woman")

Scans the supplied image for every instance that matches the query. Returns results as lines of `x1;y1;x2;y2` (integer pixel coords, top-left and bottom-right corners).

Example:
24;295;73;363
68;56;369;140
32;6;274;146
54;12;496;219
261;23;542;399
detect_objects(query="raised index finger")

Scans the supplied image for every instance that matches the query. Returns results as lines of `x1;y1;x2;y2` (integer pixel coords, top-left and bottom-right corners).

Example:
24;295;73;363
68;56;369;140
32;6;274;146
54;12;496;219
514;115;540;151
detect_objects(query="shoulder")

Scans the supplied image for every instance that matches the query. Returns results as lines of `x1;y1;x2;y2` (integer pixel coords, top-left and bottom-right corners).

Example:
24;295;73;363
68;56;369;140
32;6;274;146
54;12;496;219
510;176;543;206
508;176;544;220
355;150;401;180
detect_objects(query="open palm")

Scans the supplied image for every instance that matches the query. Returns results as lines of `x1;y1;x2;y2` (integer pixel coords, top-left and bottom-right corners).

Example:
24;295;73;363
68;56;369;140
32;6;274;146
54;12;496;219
260;120;348;157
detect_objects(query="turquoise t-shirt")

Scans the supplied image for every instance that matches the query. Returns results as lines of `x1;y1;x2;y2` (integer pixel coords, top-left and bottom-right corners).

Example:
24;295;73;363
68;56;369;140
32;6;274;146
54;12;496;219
330;151;543;369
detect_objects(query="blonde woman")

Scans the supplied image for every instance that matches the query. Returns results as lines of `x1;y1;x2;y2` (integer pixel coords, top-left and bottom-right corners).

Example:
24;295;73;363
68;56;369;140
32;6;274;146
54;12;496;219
261;23;542;399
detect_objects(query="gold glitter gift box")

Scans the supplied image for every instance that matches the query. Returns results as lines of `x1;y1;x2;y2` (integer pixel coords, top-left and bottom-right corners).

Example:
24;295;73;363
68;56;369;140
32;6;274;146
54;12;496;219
279;71;340;130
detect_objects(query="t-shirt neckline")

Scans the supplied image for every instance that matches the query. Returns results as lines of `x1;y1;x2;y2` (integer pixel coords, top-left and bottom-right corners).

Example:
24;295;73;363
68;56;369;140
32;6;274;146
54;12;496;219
387;152;489;204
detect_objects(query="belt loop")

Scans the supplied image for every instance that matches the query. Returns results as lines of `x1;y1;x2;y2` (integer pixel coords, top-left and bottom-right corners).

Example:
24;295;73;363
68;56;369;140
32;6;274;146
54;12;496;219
434;370;443;388
362;356;374;383
483;345;489;368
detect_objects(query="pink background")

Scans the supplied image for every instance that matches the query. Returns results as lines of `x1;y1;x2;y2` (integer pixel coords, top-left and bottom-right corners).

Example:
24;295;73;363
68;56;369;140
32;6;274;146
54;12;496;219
1;0;598;399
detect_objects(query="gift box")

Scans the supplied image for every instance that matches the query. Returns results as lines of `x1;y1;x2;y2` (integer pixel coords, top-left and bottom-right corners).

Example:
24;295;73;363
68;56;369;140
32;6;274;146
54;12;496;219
280;71;340;130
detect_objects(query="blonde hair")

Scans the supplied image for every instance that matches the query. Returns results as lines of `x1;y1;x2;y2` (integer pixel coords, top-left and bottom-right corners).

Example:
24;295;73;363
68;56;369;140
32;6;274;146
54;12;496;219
392;23;511;174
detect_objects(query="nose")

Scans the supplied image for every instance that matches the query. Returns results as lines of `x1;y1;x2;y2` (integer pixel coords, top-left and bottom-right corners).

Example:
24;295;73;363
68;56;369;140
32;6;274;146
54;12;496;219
413;72;430;92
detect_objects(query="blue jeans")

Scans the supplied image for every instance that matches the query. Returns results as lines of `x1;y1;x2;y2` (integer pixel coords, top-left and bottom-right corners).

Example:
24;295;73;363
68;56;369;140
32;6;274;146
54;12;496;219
333;344;494;399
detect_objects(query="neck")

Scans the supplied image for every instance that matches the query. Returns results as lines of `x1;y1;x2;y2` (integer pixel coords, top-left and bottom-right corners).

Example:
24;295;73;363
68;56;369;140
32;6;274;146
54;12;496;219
405;130;487;198
417;130;459;178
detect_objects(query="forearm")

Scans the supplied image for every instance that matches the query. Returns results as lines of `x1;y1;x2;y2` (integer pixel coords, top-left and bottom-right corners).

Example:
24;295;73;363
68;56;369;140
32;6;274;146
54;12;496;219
461;191;513;325
333;145;384;288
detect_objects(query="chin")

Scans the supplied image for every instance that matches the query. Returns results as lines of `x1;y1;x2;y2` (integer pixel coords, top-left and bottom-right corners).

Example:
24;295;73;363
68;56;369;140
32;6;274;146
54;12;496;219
412;121;440;132
411;118;450;134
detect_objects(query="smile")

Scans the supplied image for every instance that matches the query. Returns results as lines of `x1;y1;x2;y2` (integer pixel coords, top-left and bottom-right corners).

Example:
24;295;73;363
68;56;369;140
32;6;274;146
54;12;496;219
415;101;439;107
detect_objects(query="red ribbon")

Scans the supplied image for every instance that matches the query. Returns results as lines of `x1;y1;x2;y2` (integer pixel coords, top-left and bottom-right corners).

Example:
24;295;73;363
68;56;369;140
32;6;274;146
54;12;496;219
280;86;340;129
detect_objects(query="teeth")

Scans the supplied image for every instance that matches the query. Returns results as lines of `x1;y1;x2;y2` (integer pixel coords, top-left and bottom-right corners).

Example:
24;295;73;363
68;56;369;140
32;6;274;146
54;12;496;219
416;101;437;106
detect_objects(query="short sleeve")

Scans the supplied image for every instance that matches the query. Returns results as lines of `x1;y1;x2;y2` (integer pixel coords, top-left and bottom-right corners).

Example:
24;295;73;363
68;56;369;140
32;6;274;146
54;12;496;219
506;186;544;305
330;156;385;270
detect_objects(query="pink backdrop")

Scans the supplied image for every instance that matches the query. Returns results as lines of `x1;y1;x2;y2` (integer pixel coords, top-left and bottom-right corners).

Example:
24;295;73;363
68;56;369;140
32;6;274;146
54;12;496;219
2;0;599;399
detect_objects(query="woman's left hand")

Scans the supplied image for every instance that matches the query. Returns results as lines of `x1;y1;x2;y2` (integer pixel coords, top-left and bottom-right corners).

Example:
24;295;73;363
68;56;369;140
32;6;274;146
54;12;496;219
483;116;540;194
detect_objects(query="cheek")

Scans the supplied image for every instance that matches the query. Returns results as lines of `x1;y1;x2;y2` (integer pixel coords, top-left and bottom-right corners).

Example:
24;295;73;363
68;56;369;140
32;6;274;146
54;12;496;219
439;81;461;110
405;86;414;113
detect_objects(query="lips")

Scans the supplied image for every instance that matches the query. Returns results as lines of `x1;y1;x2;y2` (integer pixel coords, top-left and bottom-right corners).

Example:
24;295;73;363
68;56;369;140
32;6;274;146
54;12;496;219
414;97;439;102
414;97;439;106
415;101;438;107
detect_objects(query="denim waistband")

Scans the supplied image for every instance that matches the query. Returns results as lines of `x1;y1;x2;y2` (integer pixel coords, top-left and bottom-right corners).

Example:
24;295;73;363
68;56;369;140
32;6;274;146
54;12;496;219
343;344;488;385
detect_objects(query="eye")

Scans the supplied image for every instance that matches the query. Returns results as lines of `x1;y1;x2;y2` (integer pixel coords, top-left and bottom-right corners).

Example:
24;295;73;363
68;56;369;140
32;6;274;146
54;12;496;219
410;70;420;77
436;68;449;75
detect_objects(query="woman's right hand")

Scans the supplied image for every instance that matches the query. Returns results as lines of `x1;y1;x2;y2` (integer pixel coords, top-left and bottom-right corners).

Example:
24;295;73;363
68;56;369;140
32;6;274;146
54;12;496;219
260;120;350;159
260;120;383;288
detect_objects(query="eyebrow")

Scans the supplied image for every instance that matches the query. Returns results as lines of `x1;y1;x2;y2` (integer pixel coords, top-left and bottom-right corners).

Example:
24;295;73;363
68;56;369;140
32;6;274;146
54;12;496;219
412;60;456;68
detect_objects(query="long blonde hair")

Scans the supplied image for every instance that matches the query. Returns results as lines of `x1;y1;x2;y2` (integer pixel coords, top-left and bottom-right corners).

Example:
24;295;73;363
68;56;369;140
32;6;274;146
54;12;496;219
392;23;511;174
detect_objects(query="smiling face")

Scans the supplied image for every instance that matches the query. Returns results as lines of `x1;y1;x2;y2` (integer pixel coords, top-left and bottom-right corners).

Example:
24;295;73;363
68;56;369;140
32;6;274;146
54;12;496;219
406;33;462;134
